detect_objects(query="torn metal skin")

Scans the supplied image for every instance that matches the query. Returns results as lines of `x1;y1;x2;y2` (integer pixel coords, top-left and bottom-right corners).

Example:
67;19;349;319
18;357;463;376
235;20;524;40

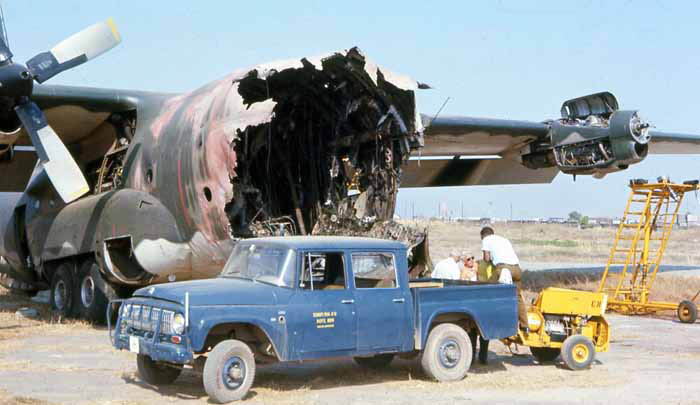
125;47;429;281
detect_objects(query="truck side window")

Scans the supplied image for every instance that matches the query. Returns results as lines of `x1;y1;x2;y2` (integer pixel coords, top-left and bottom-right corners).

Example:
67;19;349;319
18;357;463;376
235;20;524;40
351;252;397;289
300;252;346;290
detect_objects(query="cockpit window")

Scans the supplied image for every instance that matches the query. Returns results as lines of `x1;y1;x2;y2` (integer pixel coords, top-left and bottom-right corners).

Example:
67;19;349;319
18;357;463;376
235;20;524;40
220;243;296;288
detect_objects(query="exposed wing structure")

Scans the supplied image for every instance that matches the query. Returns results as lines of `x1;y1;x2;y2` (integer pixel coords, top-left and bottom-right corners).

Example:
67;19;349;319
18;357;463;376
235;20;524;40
0;84;169;192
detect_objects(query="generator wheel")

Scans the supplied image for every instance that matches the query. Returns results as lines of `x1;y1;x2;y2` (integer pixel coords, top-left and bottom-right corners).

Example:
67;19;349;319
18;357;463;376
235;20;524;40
530;347;560;363
677;300;698;324
561;335;595;370
420;323;472;382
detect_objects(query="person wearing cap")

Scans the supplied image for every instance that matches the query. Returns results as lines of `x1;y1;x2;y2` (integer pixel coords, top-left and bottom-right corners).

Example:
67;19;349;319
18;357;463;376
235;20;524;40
480;226;528;330
431;251;461;280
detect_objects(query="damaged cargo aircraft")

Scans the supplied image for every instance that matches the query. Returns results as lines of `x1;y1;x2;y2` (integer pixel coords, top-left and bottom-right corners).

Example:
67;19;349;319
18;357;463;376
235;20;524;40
1;17;700;321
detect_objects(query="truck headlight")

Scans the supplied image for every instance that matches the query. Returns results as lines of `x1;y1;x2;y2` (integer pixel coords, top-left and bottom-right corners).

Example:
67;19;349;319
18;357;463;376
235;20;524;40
172;313;186;334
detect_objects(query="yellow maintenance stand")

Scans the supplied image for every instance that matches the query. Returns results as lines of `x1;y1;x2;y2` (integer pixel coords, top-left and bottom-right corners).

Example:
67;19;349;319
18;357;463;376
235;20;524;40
597;178;700;323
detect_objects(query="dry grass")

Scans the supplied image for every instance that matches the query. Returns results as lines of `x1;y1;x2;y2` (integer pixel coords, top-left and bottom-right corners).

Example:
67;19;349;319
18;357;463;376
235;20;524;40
407;220;700;265
521;271;700;306
0;286;94;345
0;389;49;405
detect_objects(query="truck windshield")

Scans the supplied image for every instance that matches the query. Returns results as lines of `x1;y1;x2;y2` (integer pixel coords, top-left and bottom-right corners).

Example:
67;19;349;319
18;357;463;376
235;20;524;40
220;243;296;288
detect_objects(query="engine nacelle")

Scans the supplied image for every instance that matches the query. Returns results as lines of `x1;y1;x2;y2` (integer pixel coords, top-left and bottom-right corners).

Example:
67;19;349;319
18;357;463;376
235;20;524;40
523;108;650;178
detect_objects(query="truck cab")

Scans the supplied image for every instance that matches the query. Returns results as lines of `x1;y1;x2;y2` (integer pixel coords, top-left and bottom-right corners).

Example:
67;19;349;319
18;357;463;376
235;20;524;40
111;236;517;403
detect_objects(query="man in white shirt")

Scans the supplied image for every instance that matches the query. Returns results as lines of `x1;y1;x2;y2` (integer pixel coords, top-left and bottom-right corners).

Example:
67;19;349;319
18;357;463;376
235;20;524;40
431;251;461;280
480;227;528;330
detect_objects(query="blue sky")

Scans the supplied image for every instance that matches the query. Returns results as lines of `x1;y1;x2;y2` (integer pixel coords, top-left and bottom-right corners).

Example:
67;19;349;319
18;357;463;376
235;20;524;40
6;1;700;218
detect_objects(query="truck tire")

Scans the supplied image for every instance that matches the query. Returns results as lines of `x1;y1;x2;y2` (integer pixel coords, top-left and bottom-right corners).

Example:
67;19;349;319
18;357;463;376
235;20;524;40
203;339;256;403
677;300;698;324
136;354;182;385
353;353;395;369
561;335;595;370
420;323;472;382
75;260;118;324
50;263;76;318
530;347;560;363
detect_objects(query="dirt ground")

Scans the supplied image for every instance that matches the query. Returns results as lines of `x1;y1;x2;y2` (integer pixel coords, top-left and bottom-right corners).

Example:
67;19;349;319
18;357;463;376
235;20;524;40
2;222;700;404
0;309;699;405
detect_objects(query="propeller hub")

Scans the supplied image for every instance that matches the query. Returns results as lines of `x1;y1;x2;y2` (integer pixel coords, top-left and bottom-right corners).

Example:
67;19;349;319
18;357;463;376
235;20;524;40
0;62;33;99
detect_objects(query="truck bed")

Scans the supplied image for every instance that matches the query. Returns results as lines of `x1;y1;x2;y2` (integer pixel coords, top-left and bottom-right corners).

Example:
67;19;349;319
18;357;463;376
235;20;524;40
410;279;518;346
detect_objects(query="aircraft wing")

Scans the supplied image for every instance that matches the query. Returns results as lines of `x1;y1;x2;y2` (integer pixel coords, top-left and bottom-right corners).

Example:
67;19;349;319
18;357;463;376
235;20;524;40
403;95;700;188
0;84;171;192
418;115;549;157
647;131;700;154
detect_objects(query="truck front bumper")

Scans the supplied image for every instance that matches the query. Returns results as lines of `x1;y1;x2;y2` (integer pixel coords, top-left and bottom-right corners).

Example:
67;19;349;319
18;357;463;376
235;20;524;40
108;299;194;364
113;333;194;364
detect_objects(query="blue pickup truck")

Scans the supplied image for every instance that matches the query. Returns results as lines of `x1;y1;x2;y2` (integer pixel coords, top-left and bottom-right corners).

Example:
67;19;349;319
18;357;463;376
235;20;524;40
110;236;517;403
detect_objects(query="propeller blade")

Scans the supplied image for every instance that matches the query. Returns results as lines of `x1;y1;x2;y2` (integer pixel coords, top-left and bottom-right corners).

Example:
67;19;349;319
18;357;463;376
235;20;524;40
0;4;12;63
25;18;120;83
14;101;89;202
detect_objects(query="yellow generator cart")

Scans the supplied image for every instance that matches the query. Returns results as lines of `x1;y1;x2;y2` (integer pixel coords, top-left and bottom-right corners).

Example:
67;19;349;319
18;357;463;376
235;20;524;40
504;288;610;370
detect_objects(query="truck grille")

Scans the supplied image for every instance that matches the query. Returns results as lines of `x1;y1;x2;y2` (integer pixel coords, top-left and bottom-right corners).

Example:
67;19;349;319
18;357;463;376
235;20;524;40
120;303;176;335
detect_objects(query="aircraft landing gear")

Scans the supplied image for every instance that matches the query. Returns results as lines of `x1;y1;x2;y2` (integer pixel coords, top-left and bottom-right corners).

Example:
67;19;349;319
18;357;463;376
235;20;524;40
50;262;76;318
74;259;121;323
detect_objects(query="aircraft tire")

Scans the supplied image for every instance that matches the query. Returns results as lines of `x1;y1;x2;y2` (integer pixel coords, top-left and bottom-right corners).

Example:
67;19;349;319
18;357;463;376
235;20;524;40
0;273;39;297
75;260;119;324
50;263;76;318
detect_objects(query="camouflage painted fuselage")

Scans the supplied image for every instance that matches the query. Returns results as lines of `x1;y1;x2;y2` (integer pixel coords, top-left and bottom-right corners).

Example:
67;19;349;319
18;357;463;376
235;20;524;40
0;48;424;290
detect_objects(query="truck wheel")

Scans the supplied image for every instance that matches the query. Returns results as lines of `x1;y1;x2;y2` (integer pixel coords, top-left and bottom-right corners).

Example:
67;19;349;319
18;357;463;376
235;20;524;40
136;354;182;385
561;335;595;370
677;300;698;324
353;353;395;369
75;260;118;323
530;347;560;363
203;339;256;403
420;324;472;382
50;263;76;318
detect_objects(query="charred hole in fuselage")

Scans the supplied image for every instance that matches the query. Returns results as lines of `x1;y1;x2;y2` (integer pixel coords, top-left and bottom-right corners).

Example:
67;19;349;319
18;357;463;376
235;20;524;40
224;51;421;238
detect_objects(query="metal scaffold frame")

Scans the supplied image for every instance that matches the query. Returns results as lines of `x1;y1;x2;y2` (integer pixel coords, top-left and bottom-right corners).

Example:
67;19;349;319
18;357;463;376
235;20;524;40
597;178;699;323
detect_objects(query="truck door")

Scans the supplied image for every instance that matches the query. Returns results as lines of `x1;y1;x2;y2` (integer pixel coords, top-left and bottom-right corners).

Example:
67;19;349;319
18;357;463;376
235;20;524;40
289;251;357;358
350;251;411;352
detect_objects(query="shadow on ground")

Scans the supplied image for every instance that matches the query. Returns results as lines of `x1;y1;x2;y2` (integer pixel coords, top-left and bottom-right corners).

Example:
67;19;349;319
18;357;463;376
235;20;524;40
119;350;549;401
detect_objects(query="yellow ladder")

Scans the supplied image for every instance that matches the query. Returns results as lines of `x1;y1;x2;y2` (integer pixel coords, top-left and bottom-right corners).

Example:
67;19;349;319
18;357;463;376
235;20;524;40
598;179;698;317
